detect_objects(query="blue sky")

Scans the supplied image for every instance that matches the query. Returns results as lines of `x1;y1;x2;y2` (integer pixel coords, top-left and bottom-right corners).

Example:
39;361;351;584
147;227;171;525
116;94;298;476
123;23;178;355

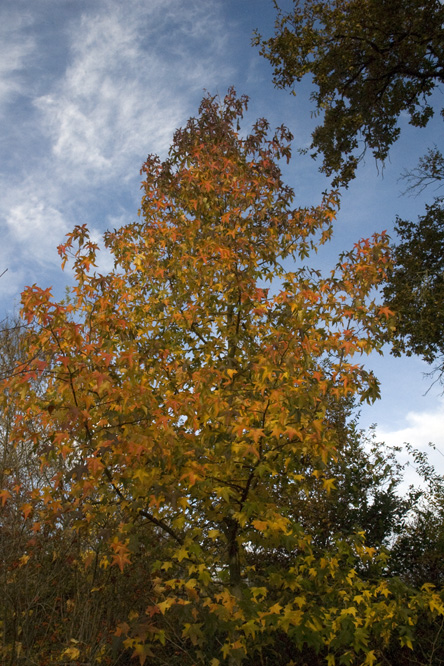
1;0;443;481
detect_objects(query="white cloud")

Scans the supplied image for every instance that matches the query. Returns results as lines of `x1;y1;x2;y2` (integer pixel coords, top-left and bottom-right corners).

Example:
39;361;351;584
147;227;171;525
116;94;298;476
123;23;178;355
33;0;231;184
375;400;444;491
4;192;69;266
1;0;234;304
377;401;444;450
0;11;35;112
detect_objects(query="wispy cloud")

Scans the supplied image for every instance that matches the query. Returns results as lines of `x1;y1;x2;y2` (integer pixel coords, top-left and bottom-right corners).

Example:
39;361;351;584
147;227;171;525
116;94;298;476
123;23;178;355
1;0;232;301
4;191;68;264
0;10;35;112
33;0;230;183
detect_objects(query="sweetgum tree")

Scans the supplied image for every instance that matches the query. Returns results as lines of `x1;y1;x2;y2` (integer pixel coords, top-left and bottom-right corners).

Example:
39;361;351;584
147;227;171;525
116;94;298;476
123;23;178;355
3;90;443;665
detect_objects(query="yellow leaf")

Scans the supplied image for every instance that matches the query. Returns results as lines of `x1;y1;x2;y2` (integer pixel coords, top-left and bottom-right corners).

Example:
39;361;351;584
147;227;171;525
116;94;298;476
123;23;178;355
322;477;336;493
157;599;174;615
161;561;173;571
269;603;283;614
429;594;444;615
62;646;81;660
241;619;257;638
400;635;413;650
175;546;189;562
364;650;376;665
341;607;357;617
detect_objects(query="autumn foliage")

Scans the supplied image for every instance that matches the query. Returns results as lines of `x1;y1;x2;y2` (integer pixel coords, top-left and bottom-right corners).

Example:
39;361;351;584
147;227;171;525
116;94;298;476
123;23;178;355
1;90;443;665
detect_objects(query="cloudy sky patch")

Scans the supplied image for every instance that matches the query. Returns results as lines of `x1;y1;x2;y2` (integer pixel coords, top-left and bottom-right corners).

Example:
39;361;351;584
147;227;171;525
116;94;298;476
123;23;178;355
375;398;444;492
0;9;35;111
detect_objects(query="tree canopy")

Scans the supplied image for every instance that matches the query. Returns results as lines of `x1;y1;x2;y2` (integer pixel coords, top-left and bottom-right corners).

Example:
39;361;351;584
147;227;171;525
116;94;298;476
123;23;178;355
383;197;444;375
255;0;444;186
2;90;443;665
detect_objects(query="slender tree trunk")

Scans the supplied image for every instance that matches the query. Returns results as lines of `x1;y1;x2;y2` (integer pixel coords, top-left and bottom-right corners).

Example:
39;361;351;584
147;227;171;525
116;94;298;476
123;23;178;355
224;517;243;666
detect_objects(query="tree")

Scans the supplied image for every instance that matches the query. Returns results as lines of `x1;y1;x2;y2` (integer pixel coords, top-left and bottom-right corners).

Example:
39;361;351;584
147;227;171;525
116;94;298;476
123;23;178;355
400;145;444;196
387;445;444;666
293;421;412;553
248;400;413;558
255;0;444;389
383;198;444;379
3;90;443;665
0;321;128;665
255;0;444;186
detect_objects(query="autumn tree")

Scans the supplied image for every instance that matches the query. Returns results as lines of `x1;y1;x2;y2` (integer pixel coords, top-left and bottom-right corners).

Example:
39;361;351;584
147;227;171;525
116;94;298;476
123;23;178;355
3;90;443;665
255;0;444;187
